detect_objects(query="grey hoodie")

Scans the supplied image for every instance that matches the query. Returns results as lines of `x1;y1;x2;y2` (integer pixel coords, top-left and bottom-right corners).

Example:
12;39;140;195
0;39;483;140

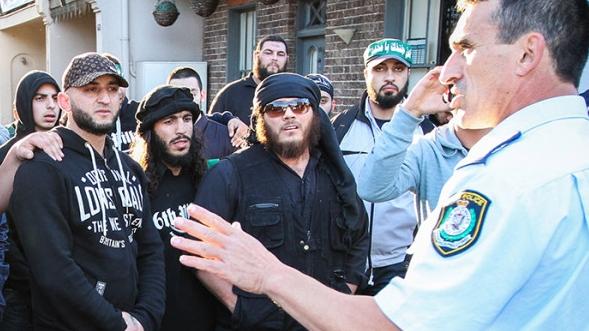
358;107;468;225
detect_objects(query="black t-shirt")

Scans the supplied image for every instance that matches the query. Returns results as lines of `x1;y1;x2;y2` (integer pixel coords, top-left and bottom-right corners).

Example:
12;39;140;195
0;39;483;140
374;118;390;129
109;98;139;153
150;167;216;331
208;73;257;125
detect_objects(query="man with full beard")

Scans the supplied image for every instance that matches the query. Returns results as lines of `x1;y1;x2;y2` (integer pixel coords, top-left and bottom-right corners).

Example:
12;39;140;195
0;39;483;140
8;52;165;331
131;85;217;331
194;73;368;331
332;39;426;295
209;35;289;125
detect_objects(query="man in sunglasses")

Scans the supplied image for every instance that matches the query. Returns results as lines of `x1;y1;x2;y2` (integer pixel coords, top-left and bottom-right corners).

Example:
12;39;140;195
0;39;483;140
193;73;368;331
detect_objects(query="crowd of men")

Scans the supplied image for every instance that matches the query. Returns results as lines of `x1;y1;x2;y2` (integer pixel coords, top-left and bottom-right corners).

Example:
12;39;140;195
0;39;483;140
1;0;589;330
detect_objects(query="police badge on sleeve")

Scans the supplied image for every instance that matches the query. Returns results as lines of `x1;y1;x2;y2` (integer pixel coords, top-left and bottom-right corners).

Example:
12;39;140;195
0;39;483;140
432;190;490;257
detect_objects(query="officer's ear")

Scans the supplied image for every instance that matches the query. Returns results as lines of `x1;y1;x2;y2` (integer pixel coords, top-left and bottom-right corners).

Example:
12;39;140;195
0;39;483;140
515;32;546;77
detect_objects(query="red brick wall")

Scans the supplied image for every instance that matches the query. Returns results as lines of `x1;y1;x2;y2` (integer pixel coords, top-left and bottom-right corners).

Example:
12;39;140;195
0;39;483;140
324;0;385;112
256;0;298;73
202;1;231;104
202;0;386;114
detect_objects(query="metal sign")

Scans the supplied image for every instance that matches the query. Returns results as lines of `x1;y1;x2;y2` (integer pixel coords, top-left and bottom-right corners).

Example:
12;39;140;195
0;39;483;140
407;38;427;66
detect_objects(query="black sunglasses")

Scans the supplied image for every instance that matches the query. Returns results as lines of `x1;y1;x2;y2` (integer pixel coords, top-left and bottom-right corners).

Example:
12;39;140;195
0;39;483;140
262;98;311;117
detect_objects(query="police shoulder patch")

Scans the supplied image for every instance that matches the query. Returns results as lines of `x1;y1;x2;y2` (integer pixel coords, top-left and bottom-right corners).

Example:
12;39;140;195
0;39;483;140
432;190;490;257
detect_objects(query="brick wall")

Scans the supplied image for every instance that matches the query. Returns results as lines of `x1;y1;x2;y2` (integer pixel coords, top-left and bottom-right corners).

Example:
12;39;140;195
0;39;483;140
202;1;231;103
203;0;386;114
324;0;385;112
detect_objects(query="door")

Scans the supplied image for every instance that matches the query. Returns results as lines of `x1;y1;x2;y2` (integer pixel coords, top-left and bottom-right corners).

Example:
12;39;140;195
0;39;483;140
299;36;325;75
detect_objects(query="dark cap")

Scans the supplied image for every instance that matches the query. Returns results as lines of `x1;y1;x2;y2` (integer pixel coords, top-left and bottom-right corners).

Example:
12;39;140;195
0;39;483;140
62;52;129;90
306;73;334;98
136;85;199;134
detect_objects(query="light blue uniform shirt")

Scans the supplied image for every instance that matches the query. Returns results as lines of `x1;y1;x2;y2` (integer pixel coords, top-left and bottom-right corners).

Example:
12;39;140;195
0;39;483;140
375;96;589;330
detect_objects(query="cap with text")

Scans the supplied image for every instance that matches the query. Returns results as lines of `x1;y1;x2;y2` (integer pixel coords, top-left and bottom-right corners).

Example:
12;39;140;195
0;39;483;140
363;38;412;68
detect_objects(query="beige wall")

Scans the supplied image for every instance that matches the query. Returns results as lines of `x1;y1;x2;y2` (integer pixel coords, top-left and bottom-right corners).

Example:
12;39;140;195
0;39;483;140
0;17;45;124
46;13;96;88
0;0;206;124
96;0;204;100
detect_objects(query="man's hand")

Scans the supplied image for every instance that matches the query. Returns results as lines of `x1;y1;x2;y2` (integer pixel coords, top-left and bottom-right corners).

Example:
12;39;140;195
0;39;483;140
122;312;144;331
14;131;64;161
402;66;452;118
227;118;249;149
171;204;284;295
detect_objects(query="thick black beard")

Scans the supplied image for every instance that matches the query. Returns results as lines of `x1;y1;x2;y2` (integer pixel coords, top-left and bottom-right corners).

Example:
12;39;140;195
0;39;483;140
369;81;409;109
253;57;287;81
261;113;320;159
70;103;117;135
153;133;195;168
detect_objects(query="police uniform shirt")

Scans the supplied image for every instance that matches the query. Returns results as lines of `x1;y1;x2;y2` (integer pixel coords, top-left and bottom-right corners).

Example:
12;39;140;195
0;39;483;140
375;96;589;330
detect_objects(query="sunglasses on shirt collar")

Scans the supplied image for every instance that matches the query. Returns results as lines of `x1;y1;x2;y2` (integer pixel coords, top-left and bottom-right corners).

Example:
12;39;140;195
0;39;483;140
262;98;312;117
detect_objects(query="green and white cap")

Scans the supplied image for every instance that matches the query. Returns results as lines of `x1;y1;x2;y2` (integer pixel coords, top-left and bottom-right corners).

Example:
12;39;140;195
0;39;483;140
363;38;412;68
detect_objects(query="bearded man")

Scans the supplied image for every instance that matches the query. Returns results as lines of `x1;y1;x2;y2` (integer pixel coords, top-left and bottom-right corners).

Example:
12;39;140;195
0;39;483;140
332;39;433;295
8;52;164;331
194;73;368;331
131;85;216;331
209;35;289;125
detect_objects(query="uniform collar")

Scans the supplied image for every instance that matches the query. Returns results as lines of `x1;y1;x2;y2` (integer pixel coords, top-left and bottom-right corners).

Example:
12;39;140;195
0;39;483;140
456;95;587;170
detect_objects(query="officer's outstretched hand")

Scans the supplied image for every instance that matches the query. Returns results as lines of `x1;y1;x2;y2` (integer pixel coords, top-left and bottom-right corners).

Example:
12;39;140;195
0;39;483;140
171;204;284;295
402;66;452;117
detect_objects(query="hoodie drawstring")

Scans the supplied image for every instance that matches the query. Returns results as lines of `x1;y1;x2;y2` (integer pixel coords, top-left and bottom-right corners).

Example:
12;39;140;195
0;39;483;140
85;143;133;238
114;148;130;216
85;143;108;237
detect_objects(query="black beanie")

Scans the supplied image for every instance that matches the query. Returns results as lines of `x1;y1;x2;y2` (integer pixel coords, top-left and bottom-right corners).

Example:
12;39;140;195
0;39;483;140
253;73;321;115
136;85;199;134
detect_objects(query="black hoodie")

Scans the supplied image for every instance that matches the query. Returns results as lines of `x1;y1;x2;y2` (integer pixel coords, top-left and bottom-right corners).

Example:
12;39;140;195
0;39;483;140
8;127;165;331
0;71;60;163
109;97;140;153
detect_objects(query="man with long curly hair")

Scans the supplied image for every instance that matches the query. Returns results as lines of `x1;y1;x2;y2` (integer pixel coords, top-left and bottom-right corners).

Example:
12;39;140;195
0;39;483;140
131;85;214;331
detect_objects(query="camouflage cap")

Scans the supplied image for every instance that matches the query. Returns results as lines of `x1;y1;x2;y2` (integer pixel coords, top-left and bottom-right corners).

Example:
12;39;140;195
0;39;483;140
62;52;129;90
363;38;412;68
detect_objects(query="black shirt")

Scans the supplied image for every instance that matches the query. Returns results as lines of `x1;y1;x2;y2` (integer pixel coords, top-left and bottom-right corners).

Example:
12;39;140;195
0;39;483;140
149;166;216;331
208;73;258;125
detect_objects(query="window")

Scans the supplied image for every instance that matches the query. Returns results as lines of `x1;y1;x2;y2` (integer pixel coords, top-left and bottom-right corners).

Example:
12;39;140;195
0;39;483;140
438;0;460;64
228;6;256;81
297;0;326;75
385;0;458;67
301;0;326;29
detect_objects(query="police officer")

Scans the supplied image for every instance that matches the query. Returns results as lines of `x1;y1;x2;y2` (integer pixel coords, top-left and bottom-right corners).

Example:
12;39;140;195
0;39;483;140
172;0;589;329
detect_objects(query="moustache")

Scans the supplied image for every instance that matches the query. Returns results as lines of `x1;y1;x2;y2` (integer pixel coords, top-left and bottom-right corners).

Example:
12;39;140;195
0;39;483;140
280;120;302;129
170;135;191;144
379;83;399;93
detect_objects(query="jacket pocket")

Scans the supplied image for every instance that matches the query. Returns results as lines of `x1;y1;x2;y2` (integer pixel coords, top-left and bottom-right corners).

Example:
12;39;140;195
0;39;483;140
245;202;284;249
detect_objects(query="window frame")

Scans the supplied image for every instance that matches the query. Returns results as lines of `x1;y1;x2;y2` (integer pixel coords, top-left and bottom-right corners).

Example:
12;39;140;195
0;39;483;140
227;5;257;81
